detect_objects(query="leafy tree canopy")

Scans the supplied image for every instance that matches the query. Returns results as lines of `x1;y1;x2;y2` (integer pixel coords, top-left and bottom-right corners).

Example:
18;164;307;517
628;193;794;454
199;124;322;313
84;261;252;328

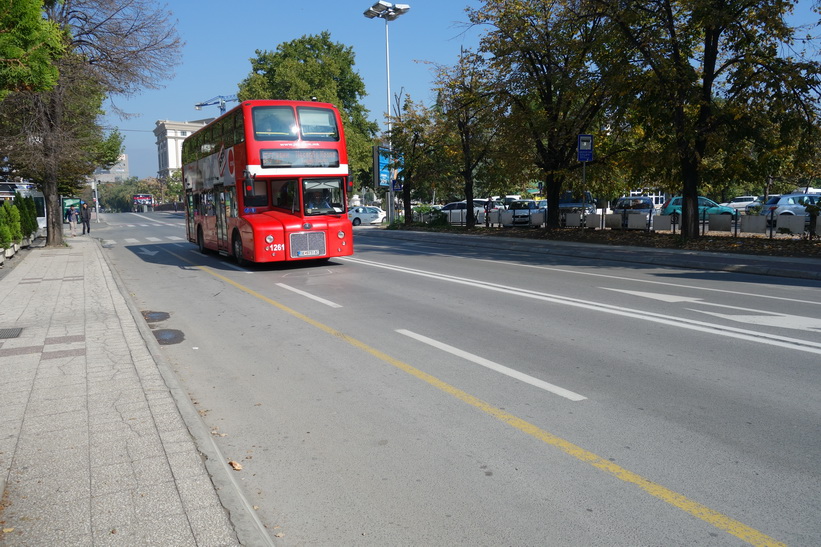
0;0;182;247
590;0;821;236
0;0;64;99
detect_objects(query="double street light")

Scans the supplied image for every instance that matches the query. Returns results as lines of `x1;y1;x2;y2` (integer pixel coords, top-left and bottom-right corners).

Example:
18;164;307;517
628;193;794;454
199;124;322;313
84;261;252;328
363;1;410;223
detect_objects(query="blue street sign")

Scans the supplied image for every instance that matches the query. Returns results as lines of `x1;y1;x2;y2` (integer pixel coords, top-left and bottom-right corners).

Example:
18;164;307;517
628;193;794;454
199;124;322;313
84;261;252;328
578;134;593;162
377;146;391;187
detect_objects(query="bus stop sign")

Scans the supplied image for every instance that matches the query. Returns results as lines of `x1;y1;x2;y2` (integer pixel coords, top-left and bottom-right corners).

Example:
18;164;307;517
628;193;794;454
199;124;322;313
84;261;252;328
578;134;593;162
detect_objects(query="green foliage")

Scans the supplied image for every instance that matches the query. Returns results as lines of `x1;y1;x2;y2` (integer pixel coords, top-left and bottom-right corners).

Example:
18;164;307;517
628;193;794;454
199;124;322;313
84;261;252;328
13;193;37;238
467;0;621;228
0;0;181;247
4;201;22;242
0;53;124;197
0;0;64;99
0;201;18;246
237;31;378;181
0;223;10;249
0;201;8;248
165;169;183;203
591;0;821;237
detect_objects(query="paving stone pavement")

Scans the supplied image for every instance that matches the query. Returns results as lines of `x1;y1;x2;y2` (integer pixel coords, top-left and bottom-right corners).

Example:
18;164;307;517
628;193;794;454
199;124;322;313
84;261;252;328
0;236;241;546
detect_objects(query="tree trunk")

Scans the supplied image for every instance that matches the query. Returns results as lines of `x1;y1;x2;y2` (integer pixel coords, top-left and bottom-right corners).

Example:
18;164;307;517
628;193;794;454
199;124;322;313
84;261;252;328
403;176;412;225
43;92;64;247
680;161;700;239
544;173;561;229
464;176;476;228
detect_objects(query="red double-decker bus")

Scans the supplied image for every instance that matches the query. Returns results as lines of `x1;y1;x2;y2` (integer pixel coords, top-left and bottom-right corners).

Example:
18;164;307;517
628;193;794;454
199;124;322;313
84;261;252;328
181;99;353;264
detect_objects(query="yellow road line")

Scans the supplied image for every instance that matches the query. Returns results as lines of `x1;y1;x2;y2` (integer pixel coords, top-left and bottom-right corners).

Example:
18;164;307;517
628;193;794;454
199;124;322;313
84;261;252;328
186;258;784;547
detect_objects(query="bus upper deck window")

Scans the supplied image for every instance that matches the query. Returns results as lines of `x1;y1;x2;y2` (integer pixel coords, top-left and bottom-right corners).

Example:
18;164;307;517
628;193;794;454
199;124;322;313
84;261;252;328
297;107;339;141
253;106;297;141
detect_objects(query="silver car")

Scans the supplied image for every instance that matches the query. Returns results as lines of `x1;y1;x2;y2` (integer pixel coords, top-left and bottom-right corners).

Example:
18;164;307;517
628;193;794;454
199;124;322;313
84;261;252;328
611;196;656;228
758;193;819;224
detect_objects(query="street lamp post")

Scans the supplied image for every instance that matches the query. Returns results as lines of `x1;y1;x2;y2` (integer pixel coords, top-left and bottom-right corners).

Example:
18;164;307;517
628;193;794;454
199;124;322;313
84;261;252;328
93;180;100;223
364;1;410;224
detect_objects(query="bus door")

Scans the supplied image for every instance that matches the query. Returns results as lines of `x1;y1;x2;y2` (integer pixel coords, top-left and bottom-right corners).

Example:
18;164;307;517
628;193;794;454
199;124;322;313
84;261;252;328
215;186;230;253
185;192;196;241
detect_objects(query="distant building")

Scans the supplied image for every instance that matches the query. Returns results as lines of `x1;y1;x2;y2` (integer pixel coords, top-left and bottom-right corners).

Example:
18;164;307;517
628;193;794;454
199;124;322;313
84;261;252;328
154;119;212;180
93;154;129;183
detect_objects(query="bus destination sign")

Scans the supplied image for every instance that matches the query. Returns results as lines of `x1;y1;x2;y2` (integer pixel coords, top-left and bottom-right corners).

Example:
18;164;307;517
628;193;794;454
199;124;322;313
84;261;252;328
260;149;340;168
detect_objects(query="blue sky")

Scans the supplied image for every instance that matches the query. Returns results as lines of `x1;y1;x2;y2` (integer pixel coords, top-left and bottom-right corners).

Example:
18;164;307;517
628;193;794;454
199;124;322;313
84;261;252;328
106;0;482;179
106;0;817;180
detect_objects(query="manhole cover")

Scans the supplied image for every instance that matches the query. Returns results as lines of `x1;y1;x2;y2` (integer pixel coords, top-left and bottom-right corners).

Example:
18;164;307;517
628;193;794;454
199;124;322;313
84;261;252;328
0;327;22;339
152;329;184;345
142;311;170;323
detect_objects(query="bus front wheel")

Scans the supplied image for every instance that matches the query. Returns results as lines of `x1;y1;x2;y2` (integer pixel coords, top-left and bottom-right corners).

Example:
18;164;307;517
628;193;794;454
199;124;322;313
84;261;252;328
233;234;246;266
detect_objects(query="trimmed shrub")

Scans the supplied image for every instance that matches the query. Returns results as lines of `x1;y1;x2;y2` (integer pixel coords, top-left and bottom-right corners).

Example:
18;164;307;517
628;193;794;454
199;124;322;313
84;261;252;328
14;193;37;238
0;215;10;249
3;202;22;243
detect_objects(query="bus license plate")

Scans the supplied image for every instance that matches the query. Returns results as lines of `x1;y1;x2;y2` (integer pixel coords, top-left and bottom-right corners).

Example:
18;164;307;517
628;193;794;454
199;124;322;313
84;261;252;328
297;250;321;257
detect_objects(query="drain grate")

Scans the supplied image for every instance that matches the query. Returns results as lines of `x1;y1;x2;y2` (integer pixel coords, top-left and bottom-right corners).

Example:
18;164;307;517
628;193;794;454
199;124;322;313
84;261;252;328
0;327;23;339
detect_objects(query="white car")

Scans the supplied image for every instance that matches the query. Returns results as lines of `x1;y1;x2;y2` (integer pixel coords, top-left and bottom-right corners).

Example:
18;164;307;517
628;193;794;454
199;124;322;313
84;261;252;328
348;206;386;226
441;201;484;224
720;195;758;212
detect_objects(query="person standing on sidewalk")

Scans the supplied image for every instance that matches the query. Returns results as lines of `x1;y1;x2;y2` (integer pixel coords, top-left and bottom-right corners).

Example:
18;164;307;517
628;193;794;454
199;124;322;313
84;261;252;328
80;202;91;234
65;205;79;237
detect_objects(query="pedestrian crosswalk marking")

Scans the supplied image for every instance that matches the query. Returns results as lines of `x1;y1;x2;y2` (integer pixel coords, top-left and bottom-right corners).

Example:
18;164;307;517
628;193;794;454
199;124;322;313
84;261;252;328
103;236;190;246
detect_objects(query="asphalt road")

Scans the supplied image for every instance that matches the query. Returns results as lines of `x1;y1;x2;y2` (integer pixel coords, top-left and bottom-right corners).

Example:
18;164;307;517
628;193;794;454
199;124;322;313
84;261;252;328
98;211;820;546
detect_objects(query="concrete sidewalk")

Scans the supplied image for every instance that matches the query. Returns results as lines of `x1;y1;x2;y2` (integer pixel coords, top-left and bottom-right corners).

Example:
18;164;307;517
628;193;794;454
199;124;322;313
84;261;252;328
0;236;241;545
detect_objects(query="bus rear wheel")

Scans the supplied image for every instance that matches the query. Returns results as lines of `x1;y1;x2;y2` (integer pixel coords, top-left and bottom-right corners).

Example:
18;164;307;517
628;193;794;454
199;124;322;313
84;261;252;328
233;234;245;266
197;228;206;254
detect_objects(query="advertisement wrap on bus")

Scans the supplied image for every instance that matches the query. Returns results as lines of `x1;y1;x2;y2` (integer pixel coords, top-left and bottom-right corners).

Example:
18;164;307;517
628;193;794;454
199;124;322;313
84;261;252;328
181;99;353;264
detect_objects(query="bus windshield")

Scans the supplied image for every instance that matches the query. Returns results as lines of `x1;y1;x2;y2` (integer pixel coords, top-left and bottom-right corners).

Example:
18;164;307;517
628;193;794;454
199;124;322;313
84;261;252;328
303;178;344;215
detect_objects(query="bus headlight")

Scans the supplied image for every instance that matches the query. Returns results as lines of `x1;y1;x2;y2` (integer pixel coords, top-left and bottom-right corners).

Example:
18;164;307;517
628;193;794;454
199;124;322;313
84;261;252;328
265;235;274;244
337;231;345;239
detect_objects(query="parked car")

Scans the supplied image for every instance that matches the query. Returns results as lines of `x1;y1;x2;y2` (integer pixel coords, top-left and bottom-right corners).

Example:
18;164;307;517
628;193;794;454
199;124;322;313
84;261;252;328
659;196;738;219
612;196;656;215
744;195;781;215
558;191;596;215
441;200;484;224
492;195;521;207
348;206;386;226
758;193;820;225
720;195;758;212
611;196;656;227
505;200;541;227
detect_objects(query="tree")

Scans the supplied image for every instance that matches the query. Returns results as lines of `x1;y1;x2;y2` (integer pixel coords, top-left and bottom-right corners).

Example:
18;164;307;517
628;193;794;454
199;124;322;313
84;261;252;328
390;94;453;221
469;0;621;228
0;54;123;244
591;0;821;237
0;0;64;98
238;32;379;185
0;0;181;247
433;50;503;228
165;169;183;204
